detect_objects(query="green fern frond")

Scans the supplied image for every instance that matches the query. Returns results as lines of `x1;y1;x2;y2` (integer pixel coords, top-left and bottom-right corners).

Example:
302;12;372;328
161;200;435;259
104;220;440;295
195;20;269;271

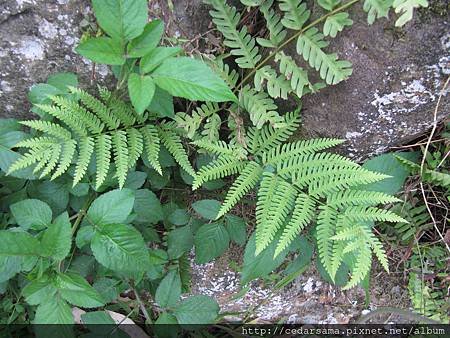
263;138;344;165
217;161;263;218
51;139;76;180
141;125;162;175
327;190;401;209
126;128;144;169
35;103;87;137
175;102;220;139
70;87;120;129
344;206;408;223
323;12;353;37
14;137;57;149
240;0;264;6
255;173;297;254
112;131;129;189
249;109;301;155
317;0;341;11
257;0;287;48
275;52;314;98
343;243;372;289
108;96;137;127
254;65;292;99
296;28;352;85
193;139;246;158
7;149;45;174
239;85;285;129
363;0;393;24
275;193;315;256
205;0;261;69
393;0;428;27
211;57;239;90
278;0;310;30
362;226;389;272
316;205;339;276
193;155;246;190
158;126;195;176
39;144;62;178
95;134;112;189
20;120;72;140
73;136;94;186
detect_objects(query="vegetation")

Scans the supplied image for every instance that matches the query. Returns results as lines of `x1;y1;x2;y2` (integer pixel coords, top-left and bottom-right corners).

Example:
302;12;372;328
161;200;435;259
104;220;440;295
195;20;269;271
1;0;445;334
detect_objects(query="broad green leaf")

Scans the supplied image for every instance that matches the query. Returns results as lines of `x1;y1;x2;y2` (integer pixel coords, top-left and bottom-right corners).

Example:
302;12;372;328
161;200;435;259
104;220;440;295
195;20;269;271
173;295;219;324
91;223;150;274
41;212;72;261
28;83;63;104
152;57;237;102
167;226;193;260
283;236;314;275
124;171;147;190
34;297;73;324
47;72;78;92
128;73;156;114
0;256;22;283
140;47;183;74
92;0;148;41
241;232;290;285
359;152;420;194
87;189;135;226
22;276;57;305
192;199;221;220
10;199;52;230
93;278;120;303
155;313;179;338
167;209;190;226
81;311;115;325
27;179;69;215
194;222;229;264
76;37;125;65
133;189;164;224
0;230;41;256
75;226;94;249
56;272;105;308
148;87;175;118
155;270;181;308
225;215;247;246
127;20;164;58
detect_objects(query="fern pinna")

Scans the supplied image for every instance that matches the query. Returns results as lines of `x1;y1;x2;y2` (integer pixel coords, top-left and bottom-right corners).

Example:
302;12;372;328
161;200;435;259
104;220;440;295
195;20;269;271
193;111;406;289
7;87;195;189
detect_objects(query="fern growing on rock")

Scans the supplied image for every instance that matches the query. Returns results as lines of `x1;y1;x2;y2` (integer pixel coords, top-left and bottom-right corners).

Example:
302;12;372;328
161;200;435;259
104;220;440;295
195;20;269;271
7;87;195;189
192;110;406;289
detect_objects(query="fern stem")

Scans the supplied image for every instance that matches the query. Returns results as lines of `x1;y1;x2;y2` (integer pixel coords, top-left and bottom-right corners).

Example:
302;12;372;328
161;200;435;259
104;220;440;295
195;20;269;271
236;0;361;89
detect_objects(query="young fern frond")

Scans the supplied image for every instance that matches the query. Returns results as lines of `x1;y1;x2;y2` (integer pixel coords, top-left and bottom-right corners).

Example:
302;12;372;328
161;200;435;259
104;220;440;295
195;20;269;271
205;0;261;69
193;155;246;190
217;161;263;218
255;173;297;254
274;193;315;256
296;28;353;85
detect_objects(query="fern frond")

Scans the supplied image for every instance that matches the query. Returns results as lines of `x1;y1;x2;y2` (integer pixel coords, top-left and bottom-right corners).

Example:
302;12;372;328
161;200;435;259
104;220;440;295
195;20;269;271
51;95;105;134
39;144;62;178
14;137;57;149
393;0;428;27
343;242;372;289
126;128;144;169
201;113;221;141
35;103;86;136
249;109;301;155
175;102;220;139
275;52;313;98
344;206;408;223
73;136;94;186
95;134;112;189
193;155;246;190
239;85;285;129
296;28;352;85
211;57;239;90
263;138;344;165
316;205;339;276
7;149;46;174
141;125;162;174
363;0;393;24
33;151;52;174
112;131;129;189
255;173;297;254
323;12;353;38
278;0;310;30
240;0;264;6
108;96;137;127
275;193;315;256
70;87;120;129
329;215;347;279
362;226;389;272
51;139;76;180
254;65;292;99
20;120;72;140
257;0;287;48
205;0;261;68
193;139;246;158
217;161;263;218
158;126;195;176
327;190;401;209
317;0;341;11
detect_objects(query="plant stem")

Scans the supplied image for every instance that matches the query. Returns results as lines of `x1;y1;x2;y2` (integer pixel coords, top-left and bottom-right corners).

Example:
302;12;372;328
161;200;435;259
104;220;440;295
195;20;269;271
236;0;361;90
130;281;153;324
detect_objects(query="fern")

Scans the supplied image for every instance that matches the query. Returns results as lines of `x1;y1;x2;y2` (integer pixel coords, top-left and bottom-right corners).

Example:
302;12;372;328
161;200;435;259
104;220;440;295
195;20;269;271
393;0;428;27
275;52;314;98
8;87;193;189
278;0;310;30
323;13;353;37
257;0;287;48
363;0;393;24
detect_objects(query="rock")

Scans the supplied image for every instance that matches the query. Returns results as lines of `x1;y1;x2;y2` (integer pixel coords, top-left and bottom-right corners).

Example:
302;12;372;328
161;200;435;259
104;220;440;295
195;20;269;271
0;0;107;120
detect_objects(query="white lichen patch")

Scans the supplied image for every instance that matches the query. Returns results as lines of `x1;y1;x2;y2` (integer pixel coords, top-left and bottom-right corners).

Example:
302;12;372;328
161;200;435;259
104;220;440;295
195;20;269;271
38;19;58;40
15;38;45;60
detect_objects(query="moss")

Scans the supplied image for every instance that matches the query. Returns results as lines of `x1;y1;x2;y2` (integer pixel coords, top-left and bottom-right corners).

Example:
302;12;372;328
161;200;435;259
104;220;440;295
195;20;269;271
418;0;450;21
